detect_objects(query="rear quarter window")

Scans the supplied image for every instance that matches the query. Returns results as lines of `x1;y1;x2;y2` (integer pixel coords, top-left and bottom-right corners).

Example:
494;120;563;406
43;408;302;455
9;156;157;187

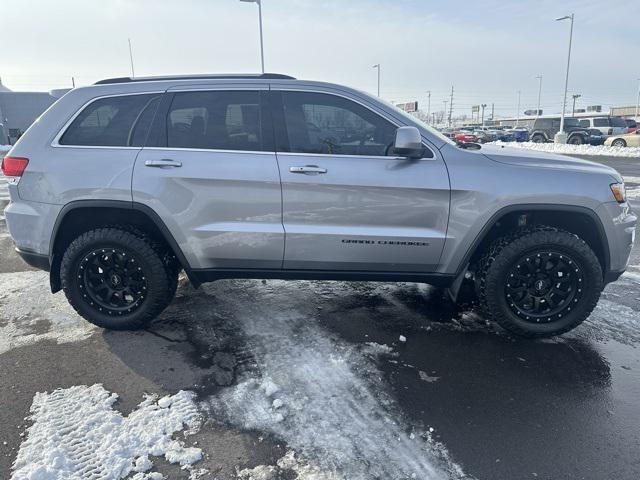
59;94;160;147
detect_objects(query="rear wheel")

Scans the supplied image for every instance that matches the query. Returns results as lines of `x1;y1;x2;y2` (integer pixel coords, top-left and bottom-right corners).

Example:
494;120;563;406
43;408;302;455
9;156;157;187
60;227;178;330
567;135;584;145
476;227;603;337
531;133;546;143
612;139;627;148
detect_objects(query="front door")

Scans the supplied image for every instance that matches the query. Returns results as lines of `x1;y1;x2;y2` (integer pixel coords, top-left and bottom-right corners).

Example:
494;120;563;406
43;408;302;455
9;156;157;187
272;90;450;272
133;87;284;270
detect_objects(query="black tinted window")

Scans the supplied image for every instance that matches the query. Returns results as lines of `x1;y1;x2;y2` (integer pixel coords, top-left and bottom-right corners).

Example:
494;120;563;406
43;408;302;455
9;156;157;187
281;92;397;156
60;94;159;146
579;120;590;127
593;118;609;127
166;91;263;151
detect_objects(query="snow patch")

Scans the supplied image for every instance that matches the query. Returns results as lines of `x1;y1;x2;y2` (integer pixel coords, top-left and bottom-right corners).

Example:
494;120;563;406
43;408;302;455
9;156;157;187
206;283;468;480
0;271;95;354
11;384;203;480
489;141;640;158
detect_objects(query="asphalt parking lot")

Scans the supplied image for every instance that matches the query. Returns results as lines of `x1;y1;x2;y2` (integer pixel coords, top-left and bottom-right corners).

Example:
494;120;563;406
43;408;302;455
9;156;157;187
1;154;639;480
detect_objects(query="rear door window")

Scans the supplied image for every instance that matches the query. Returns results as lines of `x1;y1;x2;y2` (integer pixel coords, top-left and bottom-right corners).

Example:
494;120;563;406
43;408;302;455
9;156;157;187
165;91;264;151
60;94;160;146
593;118;609;127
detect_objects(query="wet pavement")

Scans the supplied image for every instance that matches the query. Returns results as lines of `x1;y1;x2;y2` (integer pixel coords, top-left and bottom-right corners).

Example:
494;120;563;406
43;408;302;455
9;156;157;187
0;154;639;479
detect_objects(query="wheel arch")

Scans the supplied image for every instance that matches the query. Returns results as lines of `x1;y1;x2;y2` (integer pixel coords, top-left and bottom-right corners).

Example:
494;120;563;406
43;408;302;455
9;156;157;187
459;204;610;278
49;200;197;292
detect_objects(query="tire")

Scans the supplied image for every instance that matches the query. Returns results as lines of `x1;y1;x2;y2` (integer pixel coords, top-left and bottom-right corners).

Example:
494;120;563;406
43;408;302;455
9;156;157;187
531;134;546;143
60;227;178;330
475;227;603;338
567;135;584;145
611;139;627;148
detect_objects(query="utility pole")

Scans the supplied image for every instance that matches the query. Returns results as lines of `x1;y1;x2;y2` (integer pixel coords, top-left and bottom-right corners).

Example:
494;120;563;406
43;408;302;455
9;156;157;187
128;38;135;78
535;75;543;117
516;90;521;127
555;13;575;142
481;104;487;127
448;85;454;127
491;103;495;121
426;91;431;124
372;64;381;97
571;94;581;116
443;100;448;126
71;77;75;88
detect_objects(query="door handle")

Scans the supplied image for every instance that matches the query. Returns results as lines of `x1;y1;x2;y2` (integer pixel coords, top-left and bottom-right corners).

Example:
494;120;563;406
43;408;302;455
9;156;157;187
289;165;327;174
145;159;182;168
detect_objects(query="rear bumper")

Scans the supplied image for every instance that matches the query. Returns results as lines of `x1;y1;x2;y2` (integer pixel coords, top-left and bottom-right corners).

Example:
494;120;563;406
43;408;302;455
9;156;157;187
15;247;50;271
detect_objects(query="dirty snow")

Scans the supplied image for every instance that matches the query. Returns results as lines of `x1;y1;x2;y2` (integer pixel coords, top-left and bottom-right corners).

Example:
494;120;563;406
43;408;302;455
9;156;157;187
0;271;95;354
206;280;469;480
490;141;640;157
11;384;203;480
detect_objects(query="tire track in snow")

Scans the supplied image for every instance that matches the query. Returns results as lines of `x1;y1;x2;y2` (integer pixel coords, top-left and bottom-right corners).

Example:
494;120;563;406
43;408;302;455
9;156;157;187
203;279;470;480
11;385;204;480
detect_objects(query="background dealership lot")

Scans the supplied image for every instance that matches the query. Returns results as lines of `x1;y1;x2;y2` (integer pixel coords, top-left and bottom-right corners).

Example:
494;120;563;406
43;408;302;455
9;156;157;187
1;146;639;479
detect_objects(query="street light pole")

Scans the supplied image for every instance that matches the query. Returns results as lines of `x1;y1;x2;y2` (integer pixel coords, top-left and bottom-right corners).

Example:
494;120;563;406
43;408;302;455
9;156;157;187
535;75;543;117
481;104;487;127
426;90;431;124
516;90;521;127
555;14;574;143
572;94;581;117
443;100;448;126
372;64;380;97
240;0;265;73
636;78;640;120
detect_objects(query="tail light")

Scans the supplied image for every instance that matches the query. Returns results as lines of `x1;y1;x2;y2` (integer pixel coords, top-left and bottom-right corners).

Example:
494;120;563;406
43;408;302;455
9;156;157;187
1;156;29;177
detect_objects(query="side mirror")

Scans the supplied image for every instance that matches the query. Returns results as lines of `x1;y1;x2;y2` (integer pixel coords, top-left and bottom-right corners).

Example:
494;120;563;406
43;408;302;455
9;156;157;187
394;126;424;159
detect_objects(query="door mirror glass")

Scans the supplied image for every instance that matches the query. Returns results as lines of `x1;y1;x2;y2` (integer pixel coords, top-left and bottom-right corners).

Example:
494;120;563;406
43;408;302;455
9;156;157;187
394;126;423;158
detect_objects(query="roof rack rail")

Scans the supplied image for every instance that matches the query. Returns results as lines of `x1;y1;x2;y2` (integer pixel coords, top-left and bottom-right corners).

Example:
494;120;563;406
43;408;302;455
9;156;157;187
94;73;296;85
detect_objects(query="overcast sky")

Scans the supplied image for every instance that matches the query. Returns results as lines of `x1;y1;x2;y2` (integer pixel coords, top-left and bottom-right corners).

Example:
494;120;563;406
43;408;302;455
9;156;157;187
2;0;638;117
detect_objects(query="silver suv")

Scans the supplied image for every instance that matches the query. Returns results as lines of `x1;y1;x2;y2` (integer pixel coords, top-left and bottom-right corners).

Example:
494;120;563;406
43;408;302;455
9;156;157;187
1;74;636;337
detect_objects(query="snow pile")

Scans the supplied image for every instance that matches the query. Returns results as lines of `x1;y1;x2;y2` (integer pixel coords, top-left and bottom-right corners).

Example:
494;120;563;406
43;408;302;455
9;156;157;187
0;271;95;354
622;176;640;200
206;280;468;480
11;384;204;480
490;141;640;158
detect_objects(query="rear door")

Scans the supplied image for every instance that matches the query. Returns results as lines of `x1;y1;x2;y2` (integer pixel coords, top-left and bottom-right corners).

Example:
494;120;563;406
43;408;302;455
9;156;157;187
132;85;284;270
271;89;450;272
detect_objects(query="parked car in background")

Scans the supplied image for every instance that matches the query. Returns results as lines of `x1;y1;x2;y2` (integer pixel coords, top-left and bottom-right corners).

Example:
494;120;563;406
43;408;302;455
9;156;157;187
604;130;640;148
472;130;495;143
454;131;479;143
624;118;638;133
586;128;606;146
496;130;515;142
578;116;628;136
508;127;529;142
529;117;590;144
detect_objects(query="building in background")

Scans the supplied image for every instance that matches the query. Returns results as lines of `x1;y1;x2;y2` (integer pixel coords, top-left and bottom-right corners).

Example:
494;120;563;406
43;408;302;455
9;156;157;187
0;79;60;145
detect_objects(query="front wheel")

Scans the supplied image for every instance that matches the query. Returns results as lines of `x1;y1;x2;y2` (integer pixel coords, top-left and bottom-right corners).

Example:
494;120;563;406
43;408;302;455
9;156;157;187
60;227;178;330
531;134;546;143
476;227;603;337
611;139;627;148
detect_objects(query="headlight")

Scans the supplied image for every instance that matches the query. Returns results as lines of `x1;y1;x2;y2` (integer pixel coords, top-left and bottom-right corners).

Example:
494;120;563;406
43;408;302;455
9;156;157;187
610;183;626;203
